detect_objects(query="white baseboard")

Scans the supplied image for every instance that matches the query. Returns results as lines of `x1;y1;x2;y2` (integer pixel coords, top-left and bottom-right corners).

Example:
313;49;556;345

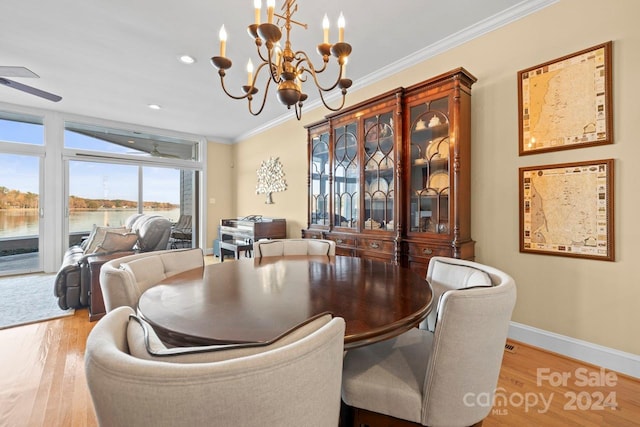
508;322;640;379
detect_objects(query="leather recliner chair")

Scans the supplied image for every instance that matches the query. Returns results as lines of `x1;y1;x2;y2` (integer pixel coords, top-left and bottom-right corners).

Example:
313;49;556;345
54;214;172;310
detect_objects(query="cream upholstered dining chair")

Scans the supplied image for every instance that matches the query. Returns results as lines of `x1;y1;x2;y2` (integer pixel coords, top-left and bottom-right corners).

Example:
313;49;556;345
99;248;204;312
341;256;516;427
85;306;346;427
421;254;501;332
253;238;336;257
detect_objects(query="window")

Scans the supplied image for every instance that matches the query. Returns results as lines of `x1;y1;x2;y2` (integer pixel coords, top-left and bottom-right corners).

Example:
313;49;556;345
0;111;45;274
67;161;139;245
65;122;199;161
64;121;202;247
1;107;205;274
0;111;43;146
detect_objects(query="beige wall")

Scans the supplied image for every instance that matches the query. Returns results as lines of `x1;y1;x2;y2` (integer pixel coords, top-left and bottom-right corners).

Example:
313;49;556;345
204;141;235;247
231;117;323;238
212;0;640;355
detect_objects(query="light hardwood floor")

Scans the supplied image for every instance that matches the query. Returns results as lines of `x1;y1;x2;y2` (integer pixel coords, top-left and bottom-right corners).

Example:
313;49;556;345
1;307;638;426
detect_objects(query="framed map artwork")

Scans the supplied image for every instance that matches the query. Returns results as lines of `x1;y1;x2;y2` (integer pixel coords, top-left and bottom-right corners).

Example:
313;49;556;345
519;159;614;261
518;41;613;155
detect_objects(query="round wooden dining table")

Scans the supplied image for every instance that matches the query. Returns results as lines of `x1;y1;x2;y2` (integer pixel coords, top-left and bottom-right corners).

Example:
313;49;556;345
137;255;433;349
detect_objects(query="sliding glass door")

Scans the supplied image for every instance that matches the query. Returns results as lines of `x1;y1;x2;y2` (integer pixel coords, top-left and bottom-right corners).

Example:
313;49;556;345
67;161;196;248
0;154;43;275
64;121;201;251
0;112;44;276
67;160;139;246
142;167;197;247
142;167;181;222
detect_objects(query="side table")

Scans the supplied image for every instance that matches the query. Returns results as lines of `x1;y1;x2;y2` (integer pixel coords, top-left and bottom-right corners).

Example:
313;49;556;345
87;251;134;321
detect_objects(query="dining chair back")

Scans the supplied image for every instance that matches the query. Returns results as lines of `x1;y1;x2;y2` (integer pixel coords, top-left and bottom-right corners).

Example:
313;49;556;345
85;306;345;427
253;238;336;257
341;257;516;427
421;255;494;331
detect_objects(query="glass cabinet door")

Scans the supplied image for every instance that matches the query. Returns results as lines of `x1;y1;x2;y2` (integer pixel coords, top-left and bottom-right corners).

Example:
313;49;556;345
333;121;358;228
363;112;395;231
408;97;450;234
310;131;330;226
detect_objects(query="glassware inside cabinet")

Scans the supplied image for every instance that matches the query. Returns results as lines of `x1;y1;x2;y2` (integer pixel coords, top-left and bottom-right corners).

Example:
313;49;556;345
333;122;359;228
363;112;395;231
310;132;330;226
409;97;450;234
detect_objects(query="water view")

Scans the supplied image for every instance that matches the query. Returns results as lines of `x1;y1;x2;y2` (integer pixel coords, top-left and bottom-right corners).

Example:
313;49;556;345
0;208;181;238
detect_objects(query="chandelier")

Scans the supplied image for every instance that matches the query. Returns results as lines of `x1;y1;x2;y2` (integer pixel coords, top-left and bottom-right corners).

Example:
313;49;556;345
210;0;352;120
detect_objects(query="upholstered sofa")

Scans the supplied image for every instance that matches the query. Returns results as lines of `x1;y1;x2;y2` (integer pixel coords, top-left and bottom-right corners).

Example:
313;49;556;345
54;214;172;310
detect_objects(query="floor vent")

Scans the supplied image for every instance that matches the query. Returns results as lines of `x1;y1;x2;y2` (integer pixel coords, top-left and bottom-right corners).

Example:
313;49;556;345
504;343;517;353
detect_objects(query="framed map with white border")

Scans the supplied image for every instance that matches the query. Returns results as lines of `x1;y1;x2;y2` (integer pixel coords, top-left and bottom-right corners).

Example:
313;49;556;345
518;42;613;155
519;159;614;261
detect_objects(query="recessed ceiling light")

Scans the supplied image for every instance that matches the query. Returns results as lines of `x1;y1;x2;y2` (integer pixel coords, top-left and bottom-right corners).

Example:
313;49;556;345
178;55;196;64
148;104;161;110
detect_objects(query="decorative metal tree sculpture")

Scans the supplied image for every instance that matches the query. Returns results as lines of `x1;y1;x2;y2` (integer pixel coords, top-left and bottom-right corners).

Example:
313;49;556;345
256;157;287;204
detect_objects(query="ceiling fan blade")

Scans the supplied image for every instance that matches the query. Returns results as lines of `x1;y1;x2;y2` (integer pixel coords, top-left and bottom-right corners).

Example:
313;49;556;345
157;152;181;159
150;150;181;159
0;77;62;102
149;143;181;159
127;148;181;159
0;66;39;78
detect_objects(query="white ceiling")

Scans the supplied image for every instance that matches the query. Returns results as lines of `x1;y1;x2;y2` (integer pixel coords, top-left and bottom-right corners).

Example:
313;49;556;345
0;0;554;142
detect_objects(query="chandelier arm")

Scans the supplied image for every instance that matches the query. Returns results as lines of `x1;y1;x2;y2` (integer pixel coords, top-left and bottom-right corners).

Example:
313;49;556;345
316;86;348;112
294;51;329;75
255;44;271;64
265;49;282;84
294;101;303;120
217;74;252;101
299;64;343;93
254;61;275;86
247;74;273;116
255;44;281;83
294;51;344;93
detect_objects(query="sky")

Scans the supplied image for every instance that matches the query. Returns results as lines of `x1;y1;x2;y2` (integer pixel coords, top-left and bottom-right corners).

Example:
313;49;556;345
0;118;180;204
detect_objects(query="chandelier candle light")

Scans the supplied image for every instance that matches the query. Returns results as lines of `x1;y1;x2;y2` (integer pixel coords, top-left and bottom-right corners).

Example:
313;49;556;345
211;0;352;120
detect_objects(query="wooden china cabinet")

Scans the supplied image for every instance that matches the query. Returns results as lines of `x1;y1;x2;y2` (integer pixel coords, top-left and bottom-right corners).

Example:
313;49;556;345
303;68;476;277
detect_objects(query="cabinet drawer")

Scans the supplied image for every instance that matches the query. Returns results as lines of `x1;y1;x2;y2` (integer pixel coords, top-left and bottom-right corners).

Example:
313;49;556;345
303;230;324;240
336;247;356;257
357;238;394;253
326;234;356;247
360;251;394;263
407;243;451;259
